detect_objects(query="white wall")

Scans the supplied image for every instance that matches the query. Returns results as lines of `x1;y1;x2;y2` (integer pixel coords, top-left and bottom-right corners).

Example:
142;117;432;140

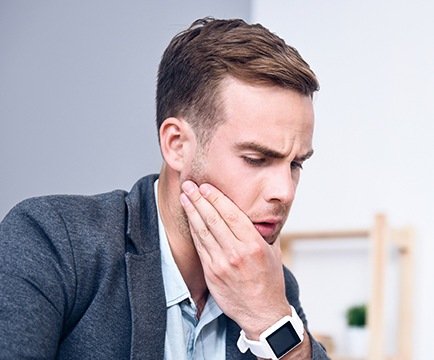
253;1;434;358
0;0;250;219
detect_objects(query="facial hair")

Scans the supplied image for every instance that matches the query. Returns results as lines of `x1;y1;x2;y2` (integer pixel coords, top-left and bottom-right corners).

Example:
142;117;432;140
177;150;209;244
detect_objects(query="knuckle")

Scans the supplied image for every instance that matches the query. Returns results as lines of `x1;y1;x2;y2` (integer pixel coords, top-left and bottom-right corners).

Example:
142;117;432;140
194;239;204;253
224;210;239;225
213;258;232;276
206;212;220;227
227;249;242;267
208;193;221;206
249;242;264;258
198;226;210;239
191;193;202;204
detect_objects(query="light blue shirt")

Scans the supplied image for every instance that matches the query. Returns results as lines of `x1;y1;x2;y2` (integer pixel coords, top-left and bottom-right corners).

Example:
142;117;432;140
154;180;227;360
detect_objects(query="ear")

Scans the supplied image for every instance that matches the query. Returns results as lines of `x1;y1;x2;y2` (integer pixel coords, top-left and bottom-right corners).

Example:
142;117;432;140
159;117;195;172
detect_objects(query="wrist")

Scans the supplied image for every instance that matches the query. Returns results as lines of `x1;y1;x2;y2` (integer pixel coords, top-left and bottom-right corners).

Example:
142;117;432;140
237;306;305;360
242;304;295;340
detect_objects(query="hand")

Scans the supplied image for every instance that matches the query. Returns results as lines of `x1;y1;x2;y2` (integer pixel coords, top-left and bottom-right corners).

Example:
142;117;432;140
180;180;292;339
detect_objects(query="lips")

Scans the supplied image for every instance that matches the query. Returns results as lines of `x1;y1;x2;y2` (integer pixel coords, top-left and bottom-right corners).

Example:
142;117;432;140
253;222;278;238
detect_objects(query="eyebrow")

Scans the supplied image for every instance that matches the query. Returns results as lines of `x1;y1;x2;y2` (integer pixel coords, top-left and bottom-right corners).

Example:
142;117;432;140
235;141;314;161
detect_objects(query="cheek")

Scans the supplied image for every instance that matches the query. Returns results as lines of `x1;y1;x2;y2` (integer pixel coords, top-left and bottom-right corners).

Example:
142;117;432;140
214;176;260;214
200;153;262;211
292;171;301;190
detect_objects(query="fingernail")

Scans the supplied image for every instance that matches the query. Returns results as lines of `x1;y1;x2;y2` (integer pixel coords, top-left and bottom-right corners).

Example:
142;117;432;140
182;181;195;194
180;193;190;206
199;184;210;197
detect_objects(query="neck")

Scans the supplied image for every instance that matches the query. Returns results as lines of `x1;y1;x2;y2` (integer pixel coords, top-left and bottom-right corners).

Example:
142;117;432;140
157;165;209;312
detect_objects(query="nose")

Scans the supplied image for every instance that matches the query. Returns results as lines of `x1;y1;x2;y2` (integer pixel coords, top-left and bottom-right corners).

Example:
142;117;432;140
263;165;296;206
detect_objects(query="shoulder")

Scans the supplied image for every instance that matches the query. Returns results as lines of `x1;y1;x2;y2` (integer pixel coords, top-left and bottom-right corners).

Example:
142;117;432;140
0;189;133;321
1;190;128;243
0;189;134;277
0;190;129;269
2;189;127;218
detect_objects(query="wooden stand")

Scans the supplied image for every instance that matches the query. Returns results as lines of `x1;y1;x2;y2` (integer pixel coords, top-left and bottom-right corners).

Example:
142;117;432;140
281;214;415;360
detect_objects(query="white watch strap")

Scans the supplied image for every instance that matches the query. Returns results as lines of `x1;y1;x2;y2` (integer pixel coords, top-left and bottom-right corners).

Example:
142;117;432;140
237;331;271;358
237;305;304;359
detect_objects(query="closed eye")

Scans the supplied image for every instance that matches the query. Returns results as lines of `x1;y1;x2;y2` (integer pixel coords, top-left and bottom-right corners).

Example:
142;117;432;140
244;156;304;170
242;156;267;166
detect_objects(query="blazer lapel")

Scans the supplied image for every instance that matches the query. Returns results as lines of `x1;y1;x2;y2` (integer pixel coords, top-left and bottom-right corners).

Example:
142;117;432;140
226;317;256;359
124;174;166;359
126;252;166;360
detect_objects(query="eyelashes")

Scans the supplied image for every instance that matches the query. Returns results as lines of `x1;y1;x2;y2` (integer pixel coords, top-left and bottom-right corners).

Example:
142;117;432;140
242;156;267;166
242;156;304;170
291;161;303;170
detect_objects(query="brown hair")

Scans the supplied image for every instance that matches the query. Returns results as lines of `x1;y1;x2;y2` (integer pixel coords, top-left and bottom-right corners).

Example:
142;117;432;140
156;17;319;146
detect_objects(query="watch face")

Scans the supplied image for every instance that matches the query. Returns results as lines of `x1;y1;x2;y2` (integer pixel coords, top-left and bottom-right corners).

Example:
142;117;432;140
266;322;302;358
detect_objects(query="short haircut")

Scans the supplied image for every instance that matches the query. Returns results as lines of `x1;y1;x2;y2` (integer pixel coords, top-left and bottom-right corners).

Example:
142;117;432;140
156;17;319;146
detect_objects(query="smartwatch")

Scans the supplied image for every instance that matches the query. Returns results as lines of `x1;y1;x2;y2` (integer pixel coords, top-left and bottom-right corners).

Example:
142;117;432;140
237;306;304;360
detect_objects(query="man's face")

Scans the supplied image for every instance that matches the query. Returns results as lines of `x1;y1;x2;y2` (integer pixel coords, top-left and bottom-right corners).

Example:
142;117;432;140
184;77;314;244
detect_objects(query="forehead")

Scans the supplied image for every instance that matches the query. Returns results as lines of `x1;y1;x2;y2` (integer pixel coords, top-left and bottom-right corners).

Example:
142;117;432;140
216;77;314;152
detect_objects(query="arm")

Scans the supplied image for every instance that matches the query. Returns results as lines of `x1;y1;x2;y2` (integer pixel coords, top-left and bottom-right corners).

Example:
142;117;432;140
0;199;75;358
180;181;329;359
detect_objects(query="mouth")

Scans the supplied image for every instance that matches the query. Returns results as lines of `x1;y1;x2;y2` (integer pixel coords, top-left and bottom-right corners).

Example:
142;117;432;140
253;222;279;238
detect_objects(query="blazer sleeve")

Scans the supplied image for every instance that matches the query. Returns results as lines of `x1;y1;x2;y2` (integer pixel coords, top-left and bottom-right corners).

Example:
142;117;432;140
0;198;76;359
283;267;331;359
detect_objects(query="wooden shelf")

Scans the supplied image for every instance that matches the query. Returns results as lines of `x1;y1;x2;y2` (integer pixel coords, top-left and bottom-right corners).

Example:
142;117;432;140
281;214;415;360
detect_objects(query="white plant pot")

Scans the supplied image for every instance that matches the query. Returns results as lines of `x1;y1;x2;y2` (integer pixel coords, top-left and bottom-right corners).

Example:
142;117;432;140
346;326;368;357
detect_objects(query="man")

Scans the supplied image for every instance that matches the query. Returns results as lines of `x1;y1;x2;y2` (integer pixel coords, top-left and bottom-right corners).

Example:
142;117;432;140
0;18;329;359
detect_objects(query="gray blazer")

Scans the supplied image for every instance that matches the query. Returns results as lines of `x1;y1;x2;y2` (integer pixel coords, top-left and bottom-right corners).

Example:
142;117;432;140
0;174;329;359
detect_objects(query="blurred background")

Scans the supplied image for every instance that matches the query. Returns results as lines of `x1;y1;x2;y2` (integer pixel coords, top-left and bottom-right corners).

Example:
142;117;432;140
1;1;433;358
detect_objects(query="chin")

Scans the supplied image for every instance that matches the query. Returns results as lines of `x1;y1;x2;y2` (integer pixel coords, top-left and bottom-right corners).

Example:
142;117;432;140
263;234;279;245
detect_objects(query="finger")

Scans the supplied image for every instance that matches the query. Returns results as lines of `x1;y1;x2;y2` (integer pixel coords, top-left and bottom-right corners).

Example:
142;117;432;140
180;188;240;290
180;181;234;255
182;181;249;252
198;183;263;245
179;191;215;261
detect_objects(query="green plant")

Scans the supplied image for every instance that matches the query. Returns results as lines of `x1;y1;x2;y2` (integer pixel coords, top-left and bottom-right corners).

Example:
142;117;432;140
346;304;367;327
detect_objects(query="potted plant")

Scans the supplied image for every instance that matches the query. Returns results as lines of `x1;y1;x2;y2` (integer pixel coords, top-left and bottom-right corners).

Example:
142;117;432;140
346;304;368;357
347;304;367;327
